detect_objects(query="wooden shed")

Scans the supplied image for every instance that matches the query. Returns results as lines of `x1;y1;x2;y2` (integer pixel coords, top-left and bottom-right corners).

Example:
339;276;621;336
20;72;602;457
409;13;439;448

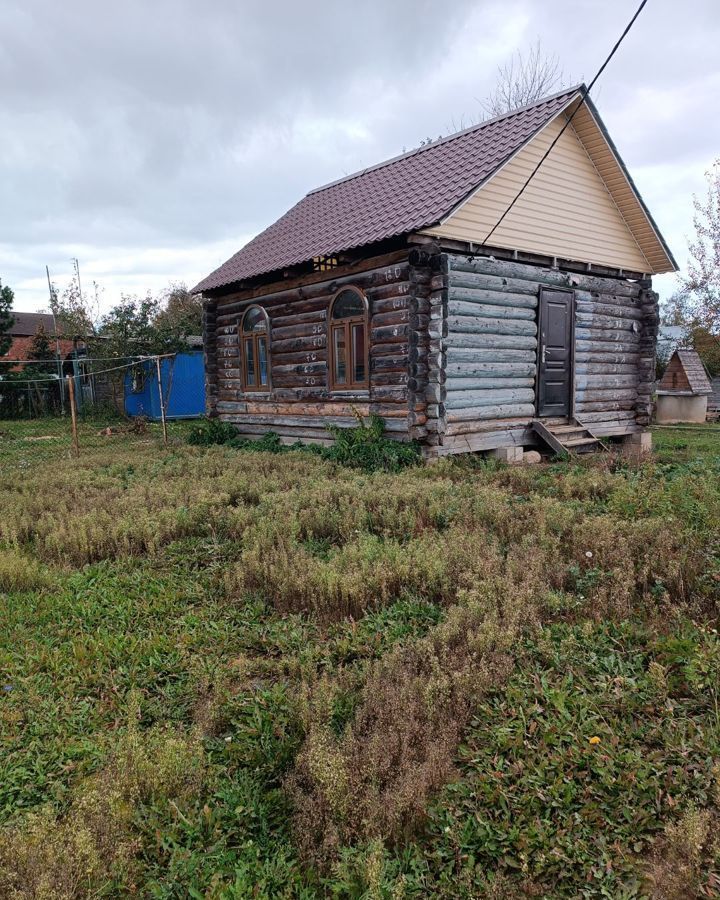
194;85;676;460
656;349;713;423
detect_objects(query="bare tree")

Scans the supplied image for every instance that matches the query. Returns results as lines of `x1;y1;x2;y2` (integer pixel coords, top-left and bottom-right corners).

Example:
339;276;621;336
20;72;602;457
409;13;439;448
482;42;566;118
680;158;720;337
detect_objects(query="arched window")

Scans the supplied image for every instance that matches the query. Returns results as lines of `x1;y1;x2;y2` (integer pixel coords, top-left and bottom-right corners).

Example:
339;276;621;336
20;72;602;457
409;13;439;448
328;288;368;390
240;306;270;391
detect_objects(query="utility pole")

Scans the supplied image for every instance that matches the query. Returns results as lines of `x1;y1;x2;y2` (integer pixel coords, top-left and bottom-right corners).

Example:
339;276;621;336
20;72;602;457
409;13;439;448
72;257;83;306
66;374;79;457
46;265;65;414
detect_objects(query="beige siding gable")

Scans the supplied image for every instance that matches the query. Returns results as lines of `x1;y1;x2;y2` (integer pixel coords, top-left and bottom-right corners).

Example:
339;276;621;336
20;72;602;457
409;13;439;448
424;116;654;274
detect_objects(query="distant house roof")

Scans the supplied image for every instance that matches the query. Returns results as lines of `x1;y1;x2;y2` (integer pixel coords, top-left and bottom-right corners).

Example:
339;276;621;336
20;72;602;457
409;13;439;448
8;311;57;336
194;85;676;294
1;310;72;361
3;335;75;362
658;349;713;395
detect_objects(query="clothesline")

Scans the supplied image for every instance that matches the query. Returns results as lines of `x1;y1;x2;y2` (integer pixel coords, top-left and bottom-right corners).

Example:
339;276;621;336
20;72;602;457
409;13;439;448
0;357;175;386
0;356;145;366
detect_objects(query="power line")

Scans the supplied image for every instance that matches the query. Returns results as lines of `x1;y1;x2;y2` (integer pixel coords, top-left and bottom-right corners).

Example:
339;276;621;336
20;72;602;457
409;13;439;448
482;0;650;248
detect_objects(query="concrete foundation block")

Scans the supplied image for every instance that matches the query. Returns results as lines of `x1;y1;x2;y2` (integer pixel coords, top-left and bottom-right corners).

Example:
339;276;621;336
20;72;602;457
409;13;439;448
621;431;652;457
656;393;708;424
489;446;524;464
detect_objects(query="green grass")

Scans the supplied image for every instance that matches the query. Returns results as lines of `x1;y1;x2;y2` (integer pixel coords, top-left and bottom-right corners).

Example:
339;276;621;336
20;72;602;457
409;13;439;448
652;422;720;465
0;423;718;898
0;414;195;470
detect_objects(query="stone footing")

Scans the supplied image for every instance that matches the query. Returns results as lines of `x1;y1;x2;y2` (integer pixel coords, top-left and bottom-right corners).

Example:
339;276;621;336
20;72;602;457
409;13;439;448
489;446;524;464
621;431;652;457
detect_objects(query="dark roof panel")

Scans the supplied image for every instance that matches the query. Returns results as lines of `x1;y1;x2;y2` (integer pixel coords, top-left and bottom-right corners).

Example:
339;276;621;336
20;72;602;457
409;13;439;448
677;349;712;395
9;311;57;336
659;349;713;395
194;87;582;293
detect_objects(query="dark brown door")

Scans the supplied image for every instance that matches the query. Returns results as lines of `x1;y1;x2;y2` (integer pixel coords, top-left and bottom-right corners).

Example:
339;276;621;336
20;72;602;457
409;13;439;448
537;288;574;418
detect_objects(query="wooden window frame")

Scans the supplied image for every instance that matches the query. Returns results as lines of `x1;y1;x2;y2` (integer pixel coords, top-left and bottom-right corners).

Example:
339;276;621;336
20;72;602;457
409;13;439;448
240;305;271;393
328;287;369;392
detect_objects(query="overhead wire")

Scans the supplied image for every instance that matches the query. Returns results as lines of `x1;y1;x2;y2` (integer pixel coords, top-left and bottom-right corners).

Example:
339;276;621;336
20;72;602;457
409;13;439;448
0;358;165;386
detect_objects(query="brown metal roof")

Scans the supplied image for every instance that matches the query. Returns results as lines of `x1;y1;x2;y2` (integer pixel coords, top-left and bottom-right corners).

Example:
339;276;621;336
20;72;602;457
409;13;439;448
194;87;583;293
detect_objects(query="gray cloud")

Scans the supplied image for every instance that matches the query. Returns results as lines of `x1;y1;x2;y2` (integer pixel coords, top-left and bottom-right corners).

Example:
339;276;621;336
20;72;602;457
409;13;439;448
0;0;718;308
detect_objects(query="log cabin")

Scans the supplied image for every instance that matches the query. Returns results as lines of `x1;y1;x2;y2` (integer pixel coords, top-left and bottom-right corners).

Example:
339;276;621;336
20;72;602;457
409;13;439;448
193;85;676;460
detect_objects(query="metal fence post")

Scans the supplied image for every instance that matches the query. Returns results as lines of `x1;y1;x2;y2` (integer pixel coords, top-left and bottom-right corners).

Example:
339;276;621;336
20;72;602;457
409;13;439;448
155;356;168;448
66;374;79;457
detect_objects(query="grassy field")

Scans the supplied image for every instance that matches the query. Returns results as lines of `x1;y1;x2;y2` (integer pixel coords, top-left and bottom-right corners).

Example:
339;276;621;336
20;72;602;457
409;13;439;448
0;423;718;898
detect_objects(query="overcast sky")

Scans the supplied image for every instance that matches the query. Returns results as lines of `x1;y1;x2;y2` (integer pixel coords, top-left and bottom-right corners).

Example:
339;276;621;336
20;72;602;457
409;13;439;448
1;0;718;313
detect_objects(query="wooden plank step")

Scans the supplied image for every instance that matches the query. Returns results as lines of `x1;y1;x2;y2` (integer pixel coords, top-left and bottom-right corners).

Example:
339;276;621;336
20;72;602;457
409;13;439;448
548;425;589;435
531;420;568;456
532;416;610;456
564;436;601;447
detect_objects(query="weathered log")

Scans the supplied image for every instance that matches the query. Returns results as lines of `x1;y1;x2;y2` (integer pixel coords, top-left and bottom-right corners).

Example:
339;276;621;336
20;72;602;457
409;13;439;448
576;312;637;331
448;255;641;297
443;417;535;437
575;338;640;354
445;332;538;351
446;347;536;363
575;375;638;391
446;403;536;422
446;376;535;392
371;309;410;328
447;300;536;320
272;362;327;377
575;328;640;344
372;324;410;343
371;296;411;315
270;349;328;366
272;334;327;354
575;363;639;376
575;400;635;413
575;350;640;365
576;410;636;423
574;388;637;402
575;299;643;320
270;307;328;329
269;321;329;341
445;388;535;410
448;270;539;297
448;316;537;337
436;429;535;454
448;287;538;309
446;361;536;378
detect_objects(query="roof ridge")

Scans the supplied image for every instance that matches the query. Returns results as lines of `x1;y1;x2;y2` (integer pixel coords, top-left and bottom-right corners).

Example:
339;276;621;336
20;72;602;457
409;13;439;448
307;84;585;197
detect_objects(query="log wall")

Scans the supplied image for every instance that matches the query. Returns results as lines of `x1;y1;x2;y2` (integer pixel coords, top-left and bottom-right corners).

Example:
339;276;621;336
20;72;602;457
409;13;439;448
429;253;658;457
201;247;658;456
204;250;413;444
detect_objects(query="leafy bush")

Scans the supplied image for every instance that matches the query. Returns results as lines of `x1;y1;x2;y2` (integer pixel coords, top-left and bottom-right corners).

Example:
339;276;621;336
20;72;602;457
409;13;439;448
186;417;238;446
322;414;421;472
186;413;420;473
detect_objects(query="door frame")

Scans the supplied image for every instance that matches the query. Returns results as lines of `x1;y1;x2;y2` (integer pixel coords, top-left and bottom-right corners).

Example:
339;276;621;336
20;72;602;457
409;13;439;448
535;286;576;419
